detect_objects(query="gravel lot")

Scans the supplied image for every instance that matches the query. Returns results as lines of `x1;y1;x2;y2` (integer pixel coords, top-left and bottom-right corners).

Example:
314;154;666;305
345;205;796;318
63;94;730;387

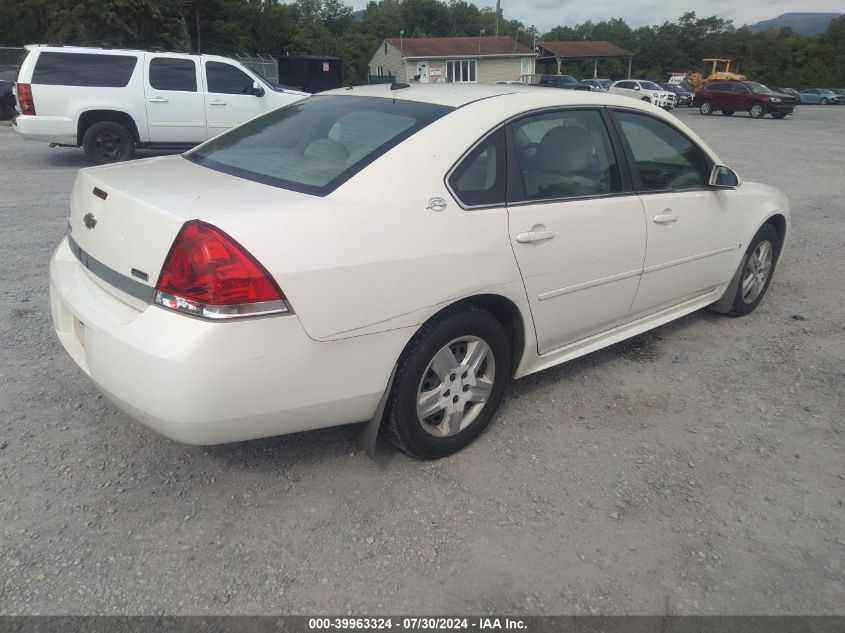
0;104;843;616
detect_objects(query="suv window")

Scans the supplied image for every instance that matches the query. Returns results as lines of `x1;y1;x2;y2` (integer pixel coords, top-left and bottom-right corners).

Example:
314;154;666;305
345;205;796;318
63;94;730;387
615;81;635;90
707;83;729;92
149;57;197;92
188;96;453;196
612;110;709;191
31;52;137;87
732;83;750;93
448;129;505;207
508;109;621;202
206;61;253;94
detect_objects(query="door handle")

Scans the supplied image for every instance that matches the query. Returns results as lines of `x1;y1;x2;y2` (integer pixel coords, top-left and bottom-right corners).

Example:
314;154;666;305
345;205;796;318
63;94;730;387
653;209;678;224
516;229;556;243
208;100;227;106
148;97;169;103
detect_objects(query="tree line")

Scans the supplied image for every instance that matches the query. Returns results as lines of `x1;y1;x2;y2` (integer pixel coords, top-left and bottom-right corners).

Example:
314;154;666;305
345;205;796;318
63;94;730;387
1;0;843;89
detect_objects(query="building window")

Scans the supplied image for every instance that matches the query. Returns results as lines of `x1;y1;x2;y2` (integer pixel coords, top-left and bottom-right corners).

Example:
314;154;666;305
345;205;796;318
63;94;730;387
377;65;384;76
384;42;388;55
446;60;477;83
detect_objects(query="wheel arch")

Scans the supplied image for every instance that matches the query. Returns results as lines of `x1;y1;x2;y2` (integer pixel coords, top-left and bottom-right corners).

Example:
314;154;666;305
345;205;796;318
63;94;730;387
764;213;787;260
77;110;140;146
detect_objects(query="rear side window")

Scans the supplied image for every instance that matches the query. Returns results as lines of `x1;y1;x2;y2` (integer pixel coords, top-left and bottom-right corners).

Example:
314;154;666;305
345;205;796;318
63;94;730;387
612;110;709;191
508;109;621;202
149;57;197;92
206;61;253;94
188;96;453;196
32;52;137;87
448;129;505;207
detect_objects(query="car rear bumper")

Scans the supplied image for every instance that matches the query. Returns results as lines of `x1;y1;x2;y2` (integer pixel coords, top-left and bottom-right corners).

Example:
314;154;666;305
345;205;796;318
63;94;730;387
50;237;407;445
12;114;77;145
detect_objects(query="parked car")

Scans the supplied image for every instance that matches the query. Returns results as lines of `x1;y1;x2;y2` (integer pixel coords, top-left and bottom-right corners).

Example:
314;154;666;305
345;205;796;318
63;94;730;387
12;45;308;163
693;81;796;118
537;74;592;90
798;88;845;105
828;88;845;102
659;83;693;107
50;84;789;458
770;87;802;103
608;79;676;109
581;78;613;91
0;64;17;119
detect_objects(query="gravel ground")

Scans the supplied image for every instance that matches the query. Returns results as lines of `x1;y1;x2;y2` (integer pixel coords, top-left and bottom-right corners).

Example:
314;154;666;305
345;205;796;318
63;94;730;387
0;105;843;616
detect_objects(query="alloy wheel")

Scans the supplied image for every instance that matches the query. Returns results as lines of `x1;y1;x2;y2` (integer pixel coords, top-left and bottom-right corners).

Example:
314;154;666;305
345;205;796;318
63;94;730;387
750;104;764;118
416;336;495;438
741;240;773;304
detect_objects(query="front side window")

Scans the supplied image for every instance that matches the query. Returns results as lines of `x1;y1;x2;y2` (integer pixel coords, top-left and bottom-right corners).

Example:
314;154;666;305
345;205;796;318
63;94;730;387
640;81;662;91
508;109;622;202
448;129;505;207
149;57;197;92
206;61;254;94
188;96;453;195
616;81;635;90
32;52;137;87
612;110;710;191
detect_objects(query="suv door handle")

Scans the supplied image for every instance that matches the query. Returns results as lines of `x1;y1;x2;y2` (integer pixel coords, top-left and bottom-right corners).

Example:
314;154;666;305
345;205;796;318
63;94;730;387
653;210;679;224
148;97;169;103
208;100;227;106
516;229;556;243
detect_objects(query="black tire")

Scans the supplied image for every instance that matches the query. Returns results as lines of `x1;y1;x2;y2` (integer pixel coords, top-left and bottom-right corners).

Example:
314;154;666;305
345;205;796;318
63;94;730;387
721;110;735;116
749;102;765;118
772;112;787;119
82;121;136;164
723;224;781;317
382;307;511;459
699;100;713;115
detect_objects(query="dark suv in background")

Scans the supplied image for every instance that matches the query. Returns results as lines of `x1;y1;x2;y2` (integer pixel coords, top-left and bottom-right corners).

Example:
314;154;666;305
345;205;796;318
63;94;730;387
693;81;797;119
537;74;592;91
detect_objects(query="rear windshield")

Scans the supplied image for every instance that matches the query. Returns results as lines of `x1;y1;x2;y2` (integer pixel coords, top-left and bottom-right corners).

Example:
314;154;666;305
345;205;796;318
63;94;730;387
187;95;453;196
32;52;137;87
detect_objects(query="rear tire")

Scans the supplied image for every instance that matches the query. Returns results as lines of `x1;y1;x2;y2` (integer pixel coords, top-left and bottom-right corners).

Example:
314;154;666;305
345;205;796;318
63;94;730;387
722;110;735;116
82;121;136;165
699;100;713;115
382;307;511;459
749;102;765;118
722;224;780;317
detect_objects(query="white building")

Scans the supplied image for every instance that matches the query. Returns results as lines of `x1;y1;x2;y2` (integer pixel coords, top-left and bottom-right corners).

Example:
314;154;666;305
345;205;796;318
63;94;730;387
368;36;536;84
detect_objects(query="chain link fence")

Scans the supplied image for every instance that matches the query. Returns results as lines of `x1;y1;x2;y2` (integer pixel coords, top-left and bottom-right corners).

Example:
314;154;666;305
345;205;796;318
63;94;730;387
0;46;28;69
230;53;278;84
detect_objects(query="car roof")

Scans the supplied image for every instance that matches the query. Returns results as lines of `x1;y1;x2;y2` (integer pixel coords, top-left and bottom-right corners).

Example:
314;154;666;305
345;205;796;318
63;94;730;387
319;82;679;112
22;44;236;64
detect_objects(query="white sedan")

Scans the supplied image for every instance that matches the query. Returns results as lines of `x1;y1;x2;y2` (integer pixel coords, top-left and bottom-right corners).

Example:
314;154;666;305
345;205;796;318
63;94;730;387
609;79;677;109
50;84;788;459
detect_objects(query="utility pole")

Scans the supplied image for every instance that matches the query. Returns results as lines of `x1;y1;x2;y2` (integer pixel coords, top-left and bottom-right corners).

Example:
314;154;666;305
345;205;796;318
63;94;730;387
399;29;404;56
195;1;201;54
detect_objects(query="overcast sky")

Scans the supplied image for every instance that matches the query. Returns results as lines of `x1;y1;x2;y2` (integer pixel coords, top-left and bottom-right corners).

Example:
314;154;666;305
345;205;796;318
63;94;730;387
348;0;842;33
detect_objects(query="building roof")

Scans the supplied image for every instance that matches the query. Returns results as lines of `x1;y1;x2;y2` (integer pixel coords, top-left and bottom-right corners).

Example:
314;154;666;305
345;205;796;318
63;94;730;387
538;41;634;59
385;36;535;58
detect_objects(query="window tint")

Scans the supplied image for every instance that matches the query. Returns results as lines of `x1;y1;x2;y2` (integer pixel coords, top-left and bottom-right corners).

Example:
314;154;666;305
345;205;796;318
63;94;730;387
616;81;635;89
448;129;505;207
32;52;137;87
149;57;197;91
206;61;254;94
613;110;709;191
508;109;621;202
188;96;453;196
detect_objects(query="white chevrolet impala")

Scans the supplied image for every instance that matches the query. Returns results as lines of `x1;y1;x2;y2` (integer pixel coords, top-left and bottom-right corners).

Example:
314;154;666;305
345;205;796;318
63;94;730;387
50;84;789;459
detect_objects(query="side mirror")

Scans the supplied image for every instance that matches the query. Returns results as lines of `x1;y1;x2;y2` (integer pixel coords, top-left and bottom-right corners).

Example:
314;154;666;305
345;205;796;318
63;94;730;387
709;164;740;188
634;85;641;90
251;81;265;97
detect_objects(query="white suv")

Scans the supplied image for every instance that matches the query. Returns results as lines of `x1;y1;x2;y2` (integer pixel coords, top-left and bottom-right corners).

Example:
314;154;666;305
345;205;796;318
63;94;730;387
608;79;676;109
12;45;308;163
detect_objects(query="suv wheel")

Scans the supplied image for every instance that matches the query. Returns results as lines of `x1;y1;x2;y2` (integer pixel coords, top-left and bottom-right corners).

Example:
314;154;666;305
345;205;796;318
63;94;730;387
382;307;511;459
749;102;765;118
82;121;136;164
699;100;713;115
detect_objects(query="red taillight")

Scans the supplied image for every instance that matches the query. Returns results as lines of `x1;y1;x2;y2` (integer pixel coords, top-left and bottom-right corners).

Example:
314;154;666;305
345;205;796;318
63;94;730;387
155;220;289;319
17;83;35;115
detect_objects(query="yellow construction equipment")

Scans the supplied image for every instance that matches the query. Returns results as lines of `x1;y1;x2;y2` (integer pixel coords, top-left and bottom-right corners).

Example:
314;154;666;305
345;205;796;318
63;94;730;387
667;58;746;91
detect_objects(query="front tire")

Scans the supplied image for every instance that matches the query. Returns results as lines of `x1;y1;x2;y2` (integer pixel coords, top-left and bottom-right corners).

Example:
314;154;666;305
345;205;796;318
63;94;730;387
749;102;765;118
382;307;511;459
699;100;713;115
82;121;136;164
723;224;780;317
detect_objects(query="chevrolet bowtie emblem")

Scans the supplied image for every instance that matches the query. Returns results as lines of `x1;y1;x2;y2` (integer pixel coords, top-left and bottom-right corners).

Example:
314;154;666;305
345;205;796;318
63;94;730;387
83;212;97;229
